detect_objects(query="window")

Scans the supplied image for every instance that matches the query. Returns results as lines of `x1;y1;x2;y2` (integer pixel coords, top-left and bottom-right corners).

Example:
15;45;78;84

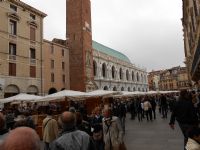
9;20;17;35
9;43;16;55
137;73;139;82
10;4;17;12
51;45;54;54
30;14;36;20
132;71;135;81
119;68;123;80
62;75;65;83
30;66;36;78
30;26;36;41
126;70;129;81
51;60;54;69
9;63;16;76
62;49;65;56
62;62;65;70
30;48;36;59
51;73;54;82
102;63;106;78
112;66;115;79
93;61;97;76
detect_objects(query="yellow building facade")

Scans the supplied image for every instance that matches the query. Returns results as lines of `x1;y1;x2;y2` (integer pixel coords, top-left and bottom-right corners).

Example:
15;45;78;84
182;0;200;83
0;0;46;98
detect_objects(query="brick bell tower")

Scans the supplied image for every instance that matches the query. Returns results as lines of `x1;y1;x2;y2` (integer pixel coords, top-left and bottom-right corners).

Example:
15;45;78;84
67;0;96;92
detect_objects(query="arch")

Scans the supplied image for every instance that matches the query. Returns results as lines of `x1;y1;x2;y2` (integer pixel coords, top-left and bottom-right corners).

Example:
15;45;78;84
137;72;140;82
103;86;109;90
4;84;20;98
93;60;97;77
126;70;129;81
133;87;136;91
102;63;107;78
48;87;57;94
132;71;135;81
111;66;115;79
119;68;123;80
138;87;140;91
121;87;124;91
128;87;131;91
27;85;38;95
113;87;117;91
141;74;143;83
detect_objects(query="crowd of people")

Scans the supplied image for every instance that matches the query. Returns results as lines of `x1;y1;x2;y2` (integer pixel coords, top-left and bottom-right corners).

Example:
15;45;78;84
0;89;200;150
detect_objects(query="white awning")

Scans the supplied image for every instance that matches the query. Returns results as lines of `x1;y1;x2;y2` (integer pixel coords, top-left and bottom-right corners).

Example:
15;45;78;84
0;93;42;104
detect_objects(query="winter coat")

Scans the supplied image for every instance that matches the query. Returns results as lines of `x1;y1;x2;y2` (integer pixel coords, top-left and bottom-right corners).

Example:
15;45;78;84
103;116;124;150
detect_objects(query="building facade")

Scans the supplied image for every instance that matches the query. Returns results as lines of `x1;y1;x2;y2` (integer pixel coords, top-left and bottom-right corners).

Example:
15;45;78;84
43;39;70;95
0;0;148;98
93;41;148;92
182;0;200;83
148;71;161;91
159;66;190;91
0;0;46;98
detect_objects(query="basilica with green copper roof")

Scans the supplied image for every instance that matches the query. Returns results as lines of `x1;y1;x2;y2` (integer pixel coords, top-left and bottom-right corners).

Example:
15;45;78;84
92;41;131;63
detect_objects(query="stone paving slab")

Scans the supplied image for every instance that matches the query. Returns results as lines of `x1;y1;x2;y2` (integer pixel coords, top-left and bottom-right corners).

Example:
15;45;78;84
124;112;184;150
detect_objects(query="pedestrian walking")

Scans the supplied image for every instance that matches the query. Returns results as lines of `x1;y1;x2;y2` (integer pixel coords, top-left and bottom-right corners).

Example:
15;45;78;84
169;90;199;149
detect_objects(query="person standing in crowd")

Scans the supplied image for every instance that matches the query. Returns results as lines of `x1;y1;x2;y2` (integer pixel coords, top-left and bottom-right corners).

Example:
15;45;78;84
149;96;157;120
0;112;8;145
118;101;126;132
169;90;199;149
1;127;40;150
185;127;200;150
24;112;35;129
136;98;143;122
43;109;58;150
160;94;168;119
50;111;95;150
102;106;125;150
130;99;136;120
5;109;15;130
91;124;105;150
90;107;103;127
76;112;91;135
143;97;152;121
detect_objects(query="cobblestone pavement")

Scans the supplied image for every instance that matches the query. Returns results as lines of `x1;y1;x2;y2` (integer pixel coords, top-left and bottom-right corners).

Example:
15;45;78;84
124;111;183;150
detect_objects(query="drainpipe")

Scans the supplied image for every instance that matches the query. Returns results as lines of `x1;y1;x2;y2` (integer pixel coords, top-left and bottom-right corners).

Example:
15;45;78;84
40;17;43;96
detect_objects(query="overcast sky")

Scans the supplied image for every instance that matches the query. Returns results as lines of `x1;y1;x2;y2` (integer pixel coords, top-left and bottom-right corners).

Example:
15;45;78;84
22;0;185;72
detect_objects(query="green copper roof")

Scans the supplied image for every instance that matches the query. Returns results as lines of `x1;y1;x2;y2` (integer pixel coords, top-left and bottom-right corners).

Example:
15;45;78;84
92;41;131;63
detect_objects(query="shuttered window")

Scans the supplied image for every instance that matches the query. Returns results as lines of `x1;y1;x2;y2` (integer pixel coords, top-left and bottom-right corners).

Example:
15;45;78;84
30;26;36;41
9;63;16;76
30;66;36;78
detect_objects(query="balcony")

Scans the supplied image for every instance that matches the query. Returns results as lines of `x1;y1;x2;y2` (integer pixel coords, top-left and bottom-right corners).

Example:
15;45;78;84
9;55;16;61
30;59;36;65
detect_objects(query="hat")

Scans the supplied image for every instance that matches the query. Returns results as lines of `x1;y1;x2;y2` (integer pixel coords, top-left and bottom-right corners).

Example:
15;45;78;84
92;124;102;133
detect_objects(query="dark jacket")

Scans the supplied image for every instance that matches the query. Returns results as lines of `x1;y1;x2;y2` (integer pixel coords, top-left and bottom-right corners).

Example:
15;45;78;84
169;98;198;125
